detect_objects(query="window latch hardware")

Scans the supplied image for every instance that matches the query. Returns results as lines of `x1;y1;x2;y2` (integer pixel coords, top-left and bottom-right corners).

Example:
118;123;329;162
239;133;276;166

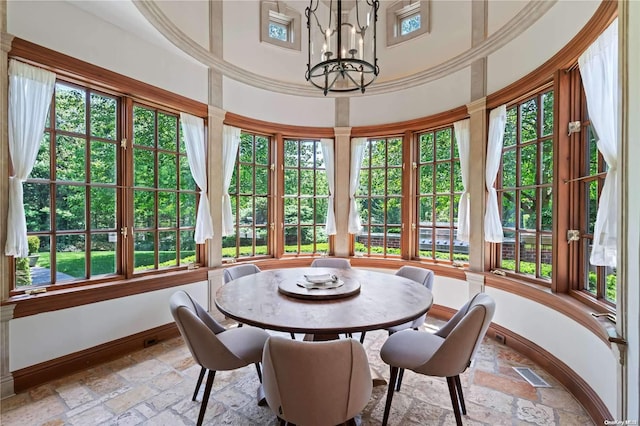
121;138;127;149
121;227;128;238
567;229;580;243
568;121;581;136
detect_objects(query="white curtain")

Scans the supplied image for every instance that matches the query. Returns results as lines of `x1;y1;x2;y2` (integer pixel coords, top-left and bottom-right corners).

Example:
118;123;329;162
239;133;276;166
579;19;618;267
348;138;367;234
180;113;213;243
454;118;471;242
484;105;507;243
320;138;336;235
5;60;56;257
221;125;241;236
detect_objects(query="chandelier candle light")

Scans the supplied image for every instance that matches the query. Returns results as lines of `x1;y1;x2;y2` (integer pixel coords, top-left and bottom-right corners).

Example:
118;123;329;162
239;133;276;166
306;0;379;95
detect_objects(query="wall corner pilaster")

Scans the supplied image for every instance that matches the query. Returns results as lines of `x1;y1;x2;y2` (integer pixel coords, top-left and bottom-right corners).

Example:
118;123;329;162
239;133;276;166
207;105;226;269
1;304;15;398
333;127;352;257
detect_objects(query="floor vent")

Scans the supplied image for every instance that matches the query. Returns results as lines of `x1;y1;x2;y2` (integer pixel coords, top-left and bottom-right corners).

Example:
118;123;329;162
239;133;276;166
513;367;551;388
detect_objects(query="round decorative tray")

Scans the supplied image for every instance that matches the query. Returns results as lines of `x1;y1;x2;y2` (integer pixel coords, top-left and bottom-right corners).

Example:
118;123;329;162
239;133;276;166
278;276;361;300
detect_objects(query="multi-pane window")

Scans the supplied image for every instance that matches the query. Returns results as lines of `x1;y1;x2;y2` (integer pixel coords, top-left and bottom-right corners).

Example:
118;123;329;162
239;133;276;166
387;1;429;46
498;90;554;281
415;127;465;263
283;139;329;255
261;2;301;51
132;106;197;271
355;137;403;257
17;80;199;289
223;132;271;259
571;71;616;304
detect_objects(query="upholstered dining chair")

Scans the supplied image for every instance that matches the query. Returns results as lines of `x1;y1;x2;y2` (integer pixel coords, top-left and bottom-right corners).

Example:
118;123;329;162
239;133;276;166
169;290;269;426
223;264;296;339
310;258;352;269
223;263;261;284
359;266;434;345
379;293;495;426
262;336;372;426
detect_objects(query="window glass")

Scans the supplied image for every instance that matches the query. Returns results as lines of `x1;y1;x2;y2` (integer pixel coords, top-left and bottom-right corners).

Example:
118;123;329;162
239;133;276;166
355;138;402;257
416;126;466;263
223;132;271;259
400;14;421;36
269;22;288;41
283;139;329;255
497;90;554;281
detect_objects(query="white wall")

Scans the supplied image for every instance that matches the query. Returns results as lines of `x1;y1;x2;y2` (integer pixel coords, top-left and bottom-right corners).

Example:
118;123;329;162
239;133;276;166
7;0;208;104
349;66;471;126
487;0;600;94
9;281;208;371
223;76;335;127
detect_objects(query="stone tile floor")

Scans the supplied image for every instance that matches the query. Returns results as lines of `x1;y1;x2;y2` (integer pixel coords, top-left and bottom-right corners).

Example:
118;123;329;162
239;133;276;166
0;318;594;425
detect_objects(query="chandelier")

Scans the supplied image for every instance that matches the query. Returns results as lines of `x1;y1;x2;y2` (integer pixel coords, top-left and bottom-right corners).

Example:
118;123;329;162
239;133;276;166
306;0;379;95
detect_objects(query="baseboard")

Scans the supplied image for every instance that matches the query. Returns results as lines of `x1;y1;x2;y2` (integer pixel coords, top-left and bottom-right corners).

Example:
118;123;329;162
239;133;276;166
12;323;180;393
429;304;611;424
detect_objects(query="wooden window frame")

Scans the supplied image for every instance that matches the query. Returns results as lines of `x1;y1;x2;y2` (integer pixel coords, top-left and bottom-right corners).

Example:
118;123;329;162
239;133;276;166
354;136;404;258
413;124;465;264
495;87;555;285
223;130;273;261
281;138;330;256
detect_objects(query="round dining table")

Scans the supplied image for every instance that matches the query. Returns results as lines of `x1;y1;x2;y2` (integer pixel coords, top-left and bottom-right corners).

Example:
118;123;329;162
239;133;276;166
215;266;434;340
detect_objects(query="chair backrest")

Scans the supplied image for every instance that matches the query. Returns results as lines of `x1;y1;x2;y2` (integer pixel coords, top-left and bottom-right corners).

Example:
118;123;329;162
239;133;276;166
262;336;372;426
310;258;352;269
395;265;434;291
416;293;495;378
223;263;261;284
169;291;245;371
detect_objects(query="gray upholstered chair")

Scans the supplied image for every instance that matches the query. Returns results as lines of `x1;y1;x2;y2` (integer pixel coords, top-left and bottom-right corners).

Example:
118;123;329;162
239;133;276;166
262;336;372;426
169;290;269;426
380;293;495;426
223;263;261;284
310;258;352;269
359;266;434;345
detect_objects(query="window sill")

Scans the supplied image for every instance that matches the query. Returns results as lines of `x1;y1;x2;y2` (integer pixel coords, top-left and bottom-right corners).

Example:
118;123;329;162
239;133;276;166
3;268;209;318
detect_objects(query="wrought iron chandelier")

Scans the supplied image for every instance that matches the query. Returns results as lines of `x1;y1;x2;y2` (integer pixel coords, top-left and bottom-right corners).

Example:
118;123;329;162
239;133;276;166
306;0;379;95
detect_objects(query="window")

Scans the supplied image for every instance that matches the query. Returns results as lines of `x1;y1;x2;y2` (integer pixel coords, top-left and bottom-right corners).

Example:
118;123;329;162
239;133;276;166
497;89;554;281
223;131;271;259
282;139;329;255
17;80;200;289
261;1;301;51
355;137;403;257
415;126;466;263
387;1;430;46
569;69;616;305
132;105;197;271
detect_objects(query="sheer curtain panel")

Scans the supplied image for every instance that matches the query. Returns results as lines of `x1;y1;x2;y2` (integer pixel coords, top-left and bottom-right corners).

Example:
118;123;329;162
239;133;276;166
485;105;507;243
579;19;618;267
320;139;337;235
454;119;471;242
180;113;213;243
221;125;241;236
348;138;367;234
5;60;56;257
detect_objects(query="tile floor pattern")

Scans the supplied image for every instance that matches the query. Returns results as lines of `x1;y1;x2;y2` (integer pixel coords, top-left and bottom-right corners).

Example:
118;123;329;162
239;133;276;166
1;317;594;426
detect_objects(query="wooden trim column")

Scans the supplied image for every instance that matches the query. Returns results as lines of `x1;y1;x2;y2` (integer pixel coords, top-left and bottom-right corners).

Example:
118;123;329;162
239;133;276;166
333;127;351;257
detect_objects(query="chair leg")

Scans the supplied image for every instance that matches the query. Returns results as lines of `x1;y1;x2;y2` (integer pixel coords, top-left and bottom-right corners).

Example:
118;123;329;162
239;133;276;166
255;362;263;383
290;332;296;340
446;376;463;426
197;370;216;426
382;366;399;426
395;368;405;391
238;323;243;327
192;366;207;401
359;331;366;344
454;375;467;415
